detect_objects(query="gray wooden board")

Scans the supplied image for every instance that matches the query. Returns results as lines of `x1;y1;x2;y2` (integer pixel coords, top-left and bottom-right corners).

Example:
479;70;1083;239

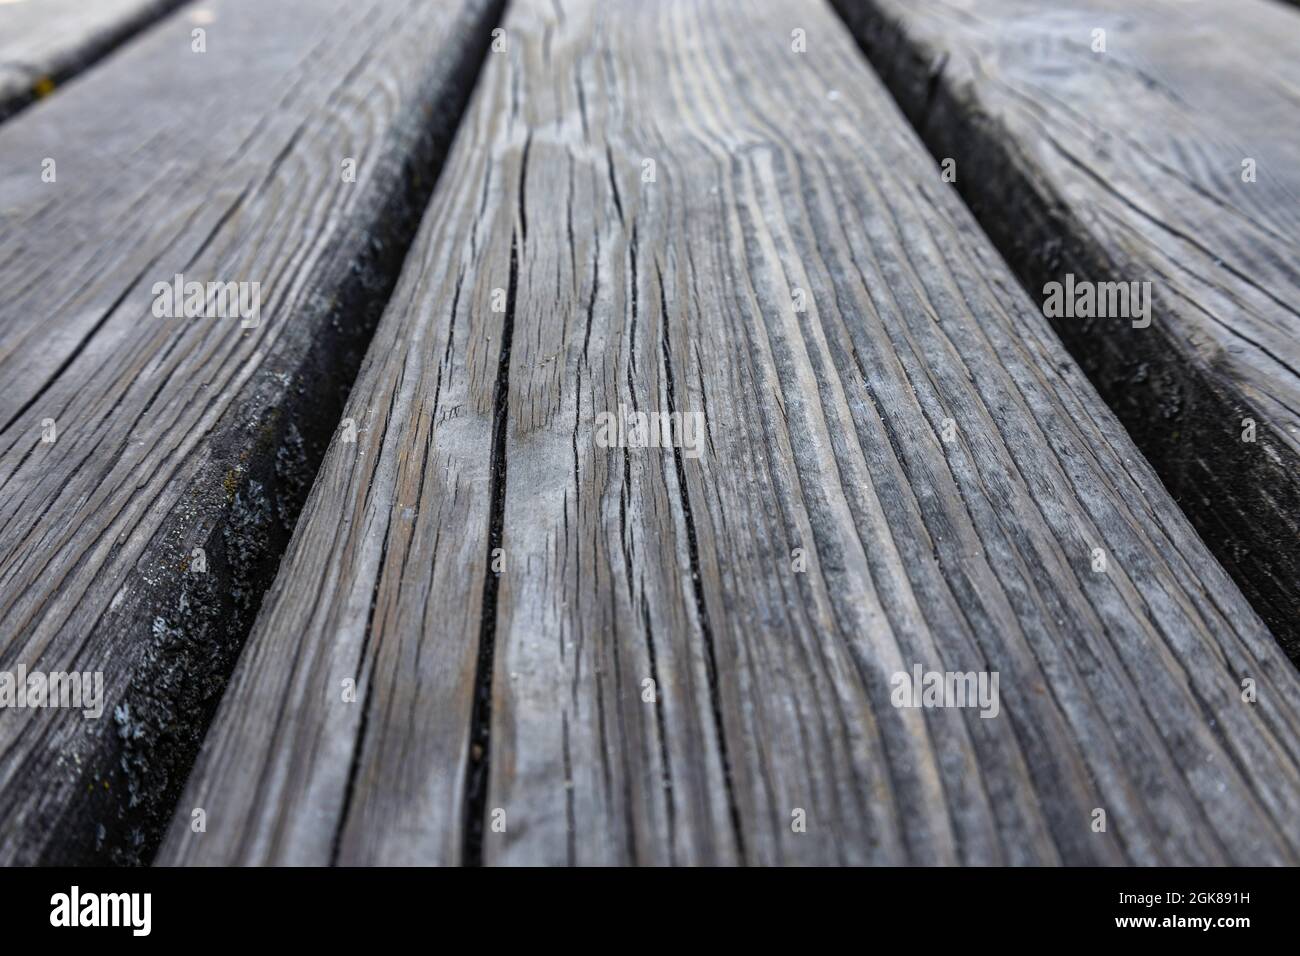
0;0;503;864
832;0;1300;653
0;0;189;122
161;0;1300;866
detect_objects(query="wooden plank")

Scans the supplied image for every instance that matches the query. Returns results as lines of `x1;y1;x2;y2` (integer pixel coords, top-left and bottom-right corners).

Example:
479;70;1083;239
0;0;503;865
0;0;189;122
162;0;1300;866
832;0;1300;654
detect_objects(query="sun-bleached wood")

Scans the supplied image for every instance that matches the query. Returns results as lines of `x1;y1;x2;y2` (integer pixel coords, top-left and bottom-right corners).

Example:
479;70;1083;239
161;0;1300;866
0;0;502;864
0;0;189;121
833;0;1300;653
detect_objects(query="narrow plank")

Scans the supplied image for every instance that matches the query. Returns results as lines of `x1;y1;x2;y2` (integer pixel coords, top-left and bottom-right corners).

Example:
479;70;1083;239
0;0;188;122
0;0;503;864
163;0;1300;866
832;0;1300;653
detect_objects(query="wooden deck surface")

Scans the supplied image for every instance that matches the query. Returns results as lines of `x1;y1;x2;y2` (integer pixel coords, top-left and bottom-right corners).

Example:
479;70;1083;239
0;0;502;865
0;0;1297;868
833;0;1300;653
0;0;187;121
157;0;1300;866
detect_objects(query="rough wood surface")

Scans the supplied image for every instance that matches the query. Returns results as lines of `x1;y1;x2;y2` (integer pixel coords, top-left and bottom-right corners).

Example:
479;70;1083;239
833;0;1300;654
161;0;1300;866
0;0;188;122
0;0;503;864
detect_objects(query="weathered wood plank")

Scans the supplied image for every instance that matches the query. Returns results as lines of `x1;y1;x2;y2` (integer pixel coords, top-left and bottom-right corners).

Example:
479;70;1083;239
163;0;1300;866
0;0;503;864
832;0;1300;654
0;0;189;122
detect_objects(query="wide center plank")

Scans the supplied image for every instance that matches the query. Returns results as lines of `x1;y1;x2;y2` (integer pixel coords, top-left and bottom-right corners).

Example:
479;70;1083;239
162;0;1300;866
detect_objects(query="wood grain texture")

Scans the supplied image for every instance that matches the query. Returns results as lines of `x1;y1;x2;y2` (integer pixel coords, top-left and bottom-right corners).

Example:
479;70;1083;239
0;0;189;122
833;0;1300;654
163;0;1300;866
0;0;503;864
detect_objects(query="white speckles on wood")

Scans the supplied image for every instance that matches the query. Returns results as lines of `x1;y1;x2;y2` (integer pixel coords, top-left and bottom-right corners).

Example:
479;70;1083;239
0;0;502;864
162;0;1300;866
833;0;1300;653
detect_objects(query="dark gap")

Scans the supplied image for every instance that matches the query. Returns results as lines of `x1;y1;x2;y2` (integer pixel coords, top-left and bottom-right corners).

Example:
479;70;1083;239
661;319;747;864
648;265;678;860
561;711;576;866
328;506;395;865
830;0;1300;661
26;1;508;866
638;593;676;863
461;228;519;867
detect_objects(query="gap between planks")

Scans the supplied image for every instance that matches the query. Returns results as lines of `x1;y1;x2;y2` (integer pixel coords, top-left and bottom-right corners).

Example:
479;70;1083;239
160;0;1300;866
0;0;505;865
831;0;1300;657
